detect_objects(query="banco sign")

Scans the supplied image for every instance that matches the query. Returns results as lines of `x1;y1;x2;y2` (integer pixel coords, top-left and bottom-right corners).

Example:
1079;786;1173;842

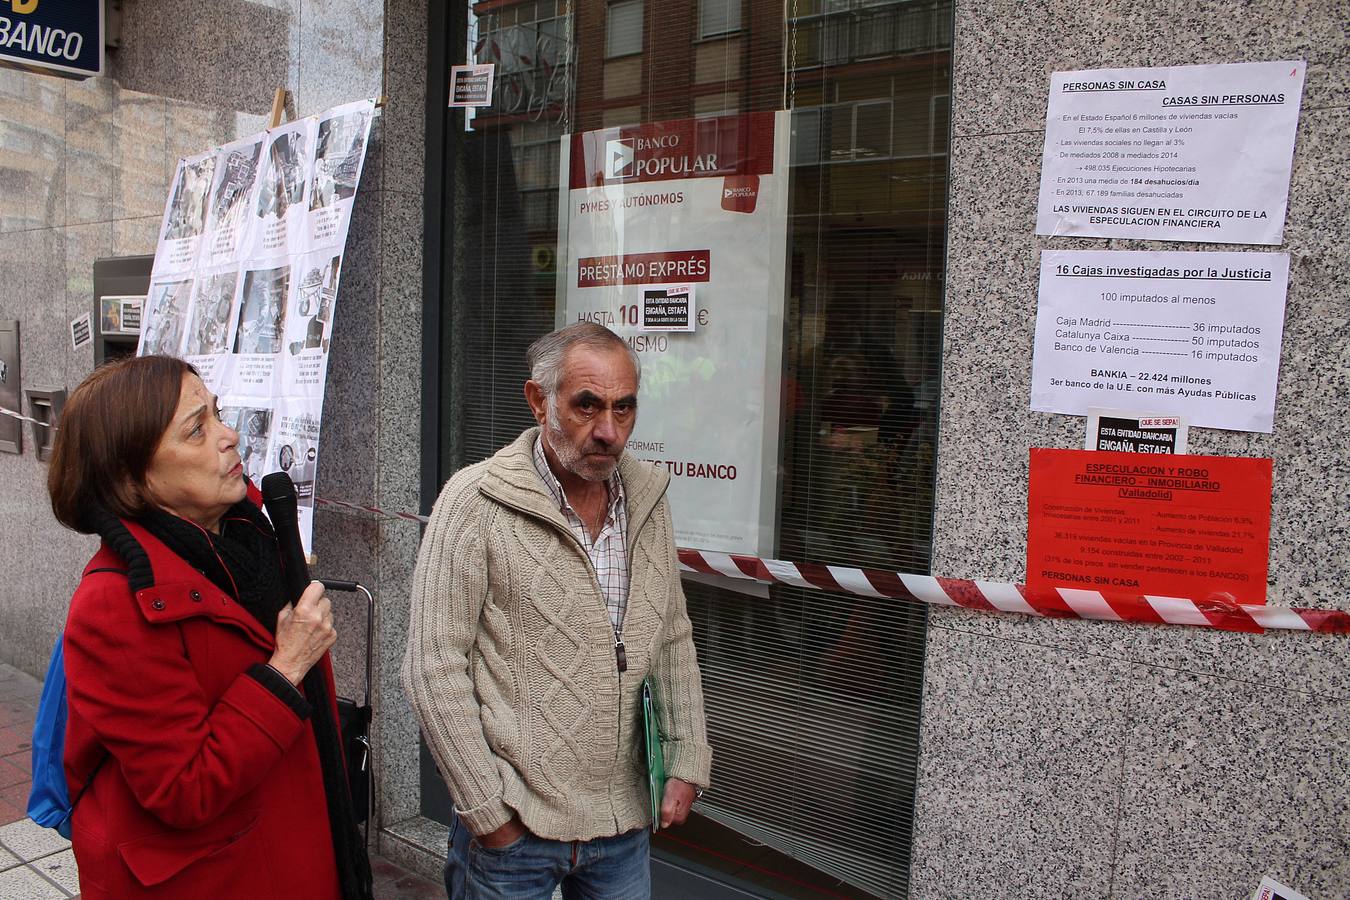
601;134;720;183
572;115;775;190
0;0;103;79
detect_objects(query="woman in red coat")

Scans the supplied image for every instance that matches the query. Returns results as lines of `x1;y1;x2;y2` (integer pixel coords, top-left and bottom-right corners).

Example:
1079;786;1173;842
48;355;372;899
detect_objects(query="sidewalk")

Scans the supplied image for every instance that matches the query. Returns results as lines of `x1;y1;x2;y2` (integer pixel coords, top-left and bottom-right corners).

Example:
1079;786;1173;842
0;662;441;900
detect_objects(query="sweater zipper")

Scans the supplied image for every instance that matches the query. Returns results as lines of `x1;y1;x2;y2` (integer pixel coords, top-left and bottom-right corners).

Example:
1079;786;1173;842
616;488;663;676
491;478;667;675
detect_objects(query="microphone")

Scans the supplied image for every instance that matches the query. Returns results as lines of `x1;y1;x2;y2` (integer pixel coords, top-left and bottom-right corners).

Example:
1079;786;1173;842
261;471;311;605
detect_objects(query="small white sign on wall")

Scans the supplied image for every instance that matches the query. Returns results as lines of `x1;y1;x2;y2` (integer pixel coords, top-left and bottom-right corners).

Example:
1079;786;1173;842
1251;875;1310;900
70;313;92;350
449;64;495;107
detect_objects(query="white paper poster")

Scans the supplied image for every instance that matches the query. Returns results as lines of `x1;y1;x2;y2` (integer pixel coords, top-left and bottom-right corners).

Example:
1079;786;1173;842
141;277;192;356
1031;250;1290;433
144;99;375;550
249;118;317;260
155;152;216;274
308;105;371;248
202;135;264;268
558;111;790;556
1037;60;1306;245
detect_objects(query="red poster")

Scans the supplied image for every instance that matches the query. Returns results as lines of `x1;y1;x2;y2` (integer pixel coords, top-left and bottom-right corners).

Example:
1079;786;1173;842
1027;449;1272;604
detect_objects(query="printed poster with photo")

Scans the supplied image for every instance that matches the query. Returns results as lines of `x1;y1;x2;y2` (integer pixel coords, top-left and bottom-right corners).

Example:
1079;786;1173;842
143;99;375;552
141;277;192;357
282;250;343;399
309;101;372;248
203;135;265;268
250;117;317;260
183;267;240;390
153;151;216;275
272;400;323;540
557;110;791;557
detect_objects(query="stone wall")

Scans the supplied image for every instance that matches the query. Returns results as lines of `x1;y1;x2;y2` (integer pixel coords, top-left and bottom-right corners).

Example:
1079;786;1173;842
916;3;1349;896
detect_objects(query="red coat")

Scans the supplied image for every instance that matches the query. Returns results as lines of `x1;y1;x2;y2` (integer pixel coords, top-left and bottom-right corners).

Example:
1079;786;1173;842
62;505;341;899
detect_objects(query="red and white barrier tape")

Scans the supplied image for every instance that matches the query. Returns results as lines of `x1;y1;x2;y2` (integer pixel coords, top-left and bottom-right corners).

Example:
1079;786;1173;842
317;496;428;524
7;408;1338;636
310;497;1350;637
675;548;1350;636
0;406;44;427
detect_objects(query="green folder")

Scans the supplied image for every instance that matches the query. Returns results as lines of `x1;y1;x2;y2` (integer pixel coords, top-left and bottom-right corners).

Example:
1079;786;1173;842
642;678;665;832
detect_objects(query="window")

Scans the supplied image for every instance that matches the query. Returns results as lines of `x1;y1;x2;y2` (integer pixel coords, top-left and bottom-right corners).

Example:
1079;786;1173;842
435;2;955;896
791;0;952;68
699;0;742;39
605;0;643;58
791;107;823;165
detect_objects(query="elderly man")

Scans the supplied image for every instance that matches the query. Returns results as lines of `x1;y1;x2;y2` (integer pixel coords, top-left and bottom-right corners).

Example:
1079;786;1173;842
403;322;712;899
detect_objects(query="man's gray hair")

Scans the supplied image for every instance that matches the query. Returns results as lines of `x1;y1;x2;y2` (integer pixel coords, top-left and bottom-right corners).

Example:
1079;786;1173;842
527;322;641;398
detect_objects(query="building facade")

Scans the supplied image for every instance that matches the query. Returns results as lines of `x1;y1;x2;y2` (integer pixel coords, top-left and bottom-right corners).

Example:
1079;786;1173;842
0;1;1345;897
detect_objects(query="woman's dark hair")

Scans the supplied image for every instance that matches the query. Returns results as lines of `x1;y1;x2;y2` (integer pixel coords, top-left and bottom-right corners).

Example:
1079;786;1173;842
48;355;197;533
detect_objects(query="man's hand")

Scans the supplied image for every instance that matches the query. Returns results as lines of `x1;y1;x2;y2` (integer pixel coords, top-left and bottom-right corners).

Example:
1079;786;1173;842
478;815;529;850
659;778;699;829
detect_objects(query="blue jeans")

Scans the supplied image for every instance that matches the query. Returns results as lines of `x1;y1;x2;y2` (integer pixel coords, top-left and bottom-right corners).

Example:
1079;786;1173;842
445;815;651;900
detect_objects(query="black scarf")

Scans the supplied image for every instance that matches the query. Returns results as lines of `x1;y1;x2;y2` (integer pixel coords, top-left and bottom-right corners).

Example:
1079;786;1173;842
133;502;373;900
141;505;287;631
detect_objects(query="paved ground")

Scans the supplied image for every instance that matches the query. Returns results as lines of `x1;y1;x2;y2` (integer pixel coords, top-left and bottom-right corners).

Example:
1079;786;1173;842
0;662;442;899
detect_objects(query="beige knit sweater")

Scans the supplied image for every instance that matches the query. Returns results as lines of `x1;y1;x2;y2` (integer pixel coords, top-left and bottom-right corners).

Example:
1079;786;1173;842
402;429;712;841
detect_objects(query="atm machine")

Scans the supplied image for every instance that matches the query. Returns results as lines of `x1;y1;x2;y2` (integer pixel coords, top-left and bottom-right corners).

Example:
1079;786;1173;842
92;255;152;364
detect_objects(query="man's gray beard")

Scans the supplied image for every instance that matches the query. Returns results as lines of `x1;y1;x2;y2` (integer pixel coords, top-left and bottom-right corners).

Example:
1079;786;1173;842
546;401;618;482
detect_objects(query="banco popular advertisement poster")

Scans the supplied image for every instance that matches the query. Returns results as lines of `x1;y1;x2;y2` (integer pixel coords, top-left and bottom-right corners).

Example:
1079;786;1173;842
143;99;374;551
557;111;790;557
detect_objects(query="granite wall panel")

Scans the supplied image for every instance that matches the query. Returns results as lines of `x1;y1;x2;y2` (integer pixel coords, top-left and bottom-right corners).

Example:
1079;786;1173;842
369;190;425;829
113;0;298;119
951;0;1348;138
63;77;116;228
910;628;1129;898
370;0;430;834
0;69;65;233
297;0;384;122
918;2;1350;896
1114;667;1350;898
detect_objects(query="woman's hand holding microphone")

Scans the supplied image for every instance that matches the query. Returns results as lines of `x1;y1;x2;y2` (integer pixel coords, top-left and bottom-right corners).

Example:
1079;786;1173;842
268;580;337;686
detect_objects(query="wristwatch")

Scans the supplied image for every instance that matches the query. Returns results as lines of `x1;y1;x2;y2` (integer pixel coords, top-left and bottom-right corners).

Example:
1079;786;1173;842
694;786;706;801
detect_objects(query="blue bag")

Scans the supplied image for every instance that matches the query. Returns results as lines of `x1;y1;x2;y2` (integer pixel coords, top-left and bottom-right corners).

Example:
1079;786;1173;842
31;568;119;836
28;633;76;837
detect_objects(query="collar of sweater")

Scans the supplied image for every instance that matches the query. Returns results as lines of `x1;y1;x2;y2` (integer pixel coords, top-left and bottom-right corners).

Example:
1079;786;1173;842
479;427;669;549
